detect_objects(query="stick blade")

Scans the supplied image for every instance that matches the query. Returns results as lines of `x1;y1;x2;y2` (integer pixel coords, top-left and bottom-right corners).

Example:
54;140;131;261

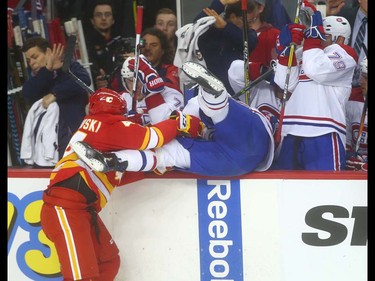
62;34;76;73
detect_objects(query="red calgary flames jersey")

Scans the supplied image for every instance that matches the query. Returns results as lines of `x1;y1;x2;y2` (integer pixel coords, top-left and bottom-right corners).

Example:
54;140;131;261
48;113;178;211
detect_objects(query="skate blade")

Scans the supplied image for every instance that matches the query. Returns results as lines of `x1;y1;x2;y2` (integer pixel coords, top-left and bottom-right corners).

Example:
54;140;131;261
71;142;107;172
182;62;225;93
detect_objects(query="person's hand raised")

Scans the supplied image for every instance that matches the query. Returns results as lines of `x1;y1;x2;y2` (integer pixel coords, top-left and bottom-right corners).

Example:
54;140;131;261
326;0;346;16
45;43;64;71
203;8;227;29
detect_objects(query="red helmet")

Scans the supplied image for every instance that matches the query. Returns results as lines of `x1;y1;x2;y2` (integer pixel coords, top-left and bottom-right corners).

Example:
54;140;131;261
89;88;127;115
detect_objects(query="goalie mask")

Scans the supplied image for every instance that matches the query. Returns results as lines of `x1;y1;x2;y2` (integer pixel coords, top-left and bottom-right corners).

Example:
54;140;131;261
89;88;127;115
323;16;351;45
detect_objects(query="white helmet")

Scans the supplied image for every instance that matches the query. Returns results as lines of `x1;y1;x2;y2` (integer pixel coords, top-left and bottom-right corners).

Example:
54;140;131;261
121;56;134;79
323;16;351;45
360;56;367;74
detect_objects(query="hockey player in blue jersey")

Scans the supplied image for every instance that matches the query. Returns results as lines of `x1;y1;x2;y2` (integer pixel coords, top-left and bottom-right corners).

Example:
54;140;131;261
72;61;275;177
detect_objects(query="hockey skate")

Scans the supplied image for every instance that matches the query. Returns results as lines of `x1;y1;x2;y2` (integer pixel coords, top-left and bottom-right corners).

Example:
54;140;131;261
71;141;128;173
182;61;225;97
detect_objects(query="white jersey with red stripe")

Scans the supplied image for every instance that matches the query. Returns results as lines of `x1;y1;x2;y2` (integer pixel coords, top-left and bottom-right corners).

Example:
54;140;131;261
345;88;367;156
121;86;184;125
274;43;357;145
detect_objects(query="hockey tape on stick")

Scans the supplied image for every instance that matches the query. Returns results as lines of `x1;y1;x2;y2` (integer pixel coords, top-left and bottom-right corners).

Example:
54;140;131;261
241;0;251;104
62;35;94;94
232;67;275;99
132;2;144;112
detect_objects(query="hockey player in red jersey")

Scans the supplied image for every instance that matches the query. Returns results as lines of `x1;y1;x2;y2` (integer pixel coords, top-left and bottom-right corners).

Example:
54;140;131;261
40;87;203;280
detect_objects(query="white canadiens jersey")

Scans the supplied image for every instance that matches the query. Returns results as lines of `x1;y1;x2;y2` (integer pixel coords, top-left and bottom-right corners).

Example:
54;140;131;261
238;81;281;119
345;93;367;156
121;86;184;125
274;44;357;145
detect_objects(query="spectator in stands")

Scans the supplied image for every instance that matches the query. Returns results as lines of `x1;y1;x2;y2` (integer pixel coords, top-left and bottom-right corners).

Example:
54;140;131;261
326;0;367;87
21;36;90;162
109;28;182;95
83;0;120;90
345;56;367;171
246;0;280;71
263;0;292;30
154;8;178;53
272;12;358;170
191;0;258;96
141;27;181;92
142;0;177;30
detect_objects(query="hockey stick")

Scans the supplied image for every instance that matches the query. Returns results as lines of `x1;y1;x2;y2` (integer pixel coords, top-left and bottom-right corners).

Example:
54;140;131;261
274;0;302;147
62;35;94;94
241;0;251;104
232;66;275;99
131;1;144;112
355;94;367;155
354;43;368;155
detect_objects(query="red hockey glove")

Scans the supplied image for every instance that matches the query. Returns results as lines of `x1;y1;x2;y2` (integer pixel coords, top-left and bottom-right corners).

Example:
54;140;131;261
170;110;205;138
346;154;368;172
127;55;165;95
127;112;150;125
276;23;305;57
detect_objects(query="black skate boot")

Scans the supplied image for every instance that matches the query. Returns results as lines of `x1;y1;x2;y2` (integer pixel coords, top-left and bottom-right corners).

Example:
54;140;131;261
71;141;128;173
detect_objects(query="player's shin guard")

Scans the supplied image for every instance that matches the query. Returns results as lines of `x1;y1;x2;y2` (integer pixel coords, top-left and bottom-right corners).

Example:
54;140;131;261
198;87;229;122
154;139;190;175
114;150;158;172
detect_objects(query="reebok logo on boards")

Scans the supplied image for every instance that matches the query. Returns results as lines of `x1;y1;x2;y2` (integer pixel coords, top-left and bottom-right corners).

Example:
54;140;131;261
197;180;244;281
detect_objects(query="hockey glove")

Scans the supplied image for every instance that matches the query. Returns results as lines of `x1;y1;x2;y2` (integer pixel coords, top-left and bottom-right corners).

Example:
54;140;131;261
346;151;368;172
276;23;306;57
248;62;269;81
127;55;165;95
304;11;326;40
127;112;150;125
170;110;205;138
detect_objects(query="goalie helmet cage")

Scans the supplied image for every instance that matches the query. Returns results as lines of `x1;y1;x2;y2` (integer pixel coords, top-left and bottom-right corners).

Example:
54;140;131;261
7;0;93;166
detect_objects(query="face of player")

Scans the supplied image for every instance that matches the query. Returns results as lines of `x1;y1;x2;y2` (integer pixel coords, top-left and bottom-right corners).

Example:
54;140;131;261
123;78;145;101
321;33;334;48
24;46;48;75
141;34;164;67
91;4;114;33
154;13;177;40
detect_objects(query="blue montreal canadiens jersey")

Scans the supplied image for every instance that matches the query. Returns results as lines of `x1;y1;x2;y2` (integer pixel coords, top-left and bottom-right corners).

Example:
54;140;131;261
177;98;274;176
